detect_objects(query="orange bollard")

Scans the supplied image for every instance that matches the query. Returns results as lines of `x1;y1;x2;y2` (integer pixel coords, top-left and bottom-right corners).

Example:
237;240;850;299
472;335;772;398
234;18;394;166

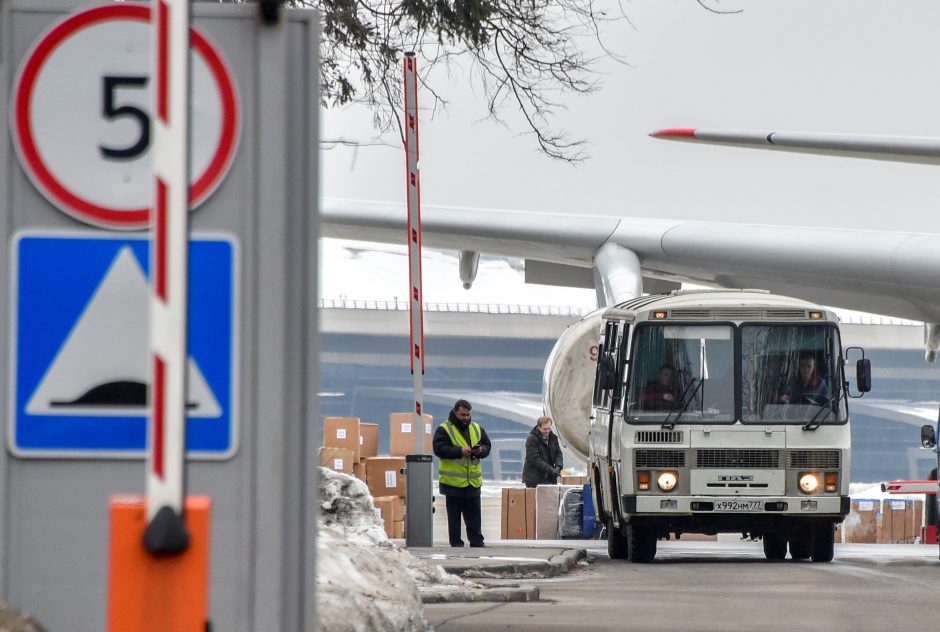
107;495;211;632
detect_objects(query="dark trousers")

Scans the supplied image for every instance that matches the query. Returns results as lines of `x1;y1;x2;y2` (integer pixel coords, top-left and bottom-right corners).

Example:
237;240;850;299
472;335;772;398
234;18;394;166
445;494;484;547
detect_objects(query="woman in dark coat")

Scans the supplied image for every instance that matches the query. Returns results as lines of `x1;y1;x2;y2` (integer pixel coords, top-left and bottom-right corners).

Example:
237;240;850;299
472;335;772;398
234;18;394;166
522;416;564;488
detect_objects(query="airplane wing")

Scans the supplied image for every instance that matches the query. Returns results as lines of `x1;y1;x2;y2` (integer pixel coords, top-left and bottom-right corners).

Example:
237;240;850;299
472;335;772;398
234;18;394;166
322;197;940;327
649;128;940;165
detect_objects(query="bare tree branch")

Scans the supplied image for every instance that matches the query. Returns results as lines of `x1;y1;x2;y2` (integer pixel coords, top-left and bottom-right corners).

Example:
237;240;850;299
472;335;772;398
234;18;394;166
696;1;743;15
282;1;732;161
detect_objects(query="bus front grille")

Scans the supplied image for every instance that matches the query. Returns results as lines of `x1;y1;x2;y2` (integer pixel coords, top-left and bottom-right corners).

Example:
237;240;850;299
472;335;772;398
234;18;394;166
635;449;686;468
787;450;840;469
696;449;779;469
635;430;684;444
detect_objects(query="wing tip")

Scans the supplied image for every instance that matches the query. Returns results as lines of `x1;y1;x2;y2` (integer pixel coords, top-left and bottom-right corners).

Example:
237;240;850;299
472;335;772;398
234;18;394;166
650;128;697;139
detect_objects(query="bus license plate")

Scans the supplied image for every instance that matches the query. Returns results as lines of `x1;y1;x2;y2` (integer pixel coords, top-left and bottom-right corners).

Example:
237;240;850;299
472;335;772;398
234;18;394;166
714;500;763;512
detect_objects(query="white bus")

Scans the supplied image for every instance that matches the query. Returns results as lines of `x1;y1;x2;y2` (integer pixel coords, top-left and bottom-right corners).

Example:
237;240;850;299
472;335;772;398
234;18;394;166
589;290;871;563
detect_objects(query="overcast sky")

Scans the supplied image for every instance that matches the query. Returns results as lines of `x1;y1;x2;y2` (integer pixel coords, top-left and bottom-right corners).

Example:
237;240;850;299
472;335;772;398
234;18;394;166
321;0;940;233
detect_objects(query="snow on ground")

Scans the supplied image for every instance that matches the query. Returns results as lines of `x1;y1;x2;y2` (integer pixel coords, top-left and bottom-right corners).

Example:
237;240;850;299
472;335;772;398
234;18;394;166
317;467;484;632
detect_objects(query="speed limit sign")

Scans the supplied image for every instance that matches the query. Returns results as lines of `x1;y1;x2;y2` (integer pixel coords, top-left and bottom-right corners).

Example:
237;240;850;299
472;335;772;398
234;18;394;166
11;4;240;230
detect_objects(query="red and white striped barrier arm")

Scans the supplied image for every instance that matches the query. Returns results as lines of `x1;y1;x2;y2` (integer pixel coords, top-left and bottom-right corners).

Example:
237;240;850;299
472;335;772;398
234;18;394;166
404;52;426;453
882;480;939;495
148;0;191;521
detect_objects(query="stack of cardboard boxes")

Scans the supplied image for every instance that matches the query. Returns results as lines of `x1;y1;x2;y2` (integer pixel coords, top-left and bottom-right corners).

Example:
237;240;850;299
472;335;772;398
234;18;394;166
319;414;434;539
501;483;587;540
840;498;924;544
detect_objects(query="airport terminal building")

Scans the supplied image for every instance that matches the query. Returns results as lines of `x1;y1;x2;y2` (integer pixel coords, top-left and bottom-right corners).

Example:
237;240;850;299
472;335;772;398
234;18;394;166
320;300;940;485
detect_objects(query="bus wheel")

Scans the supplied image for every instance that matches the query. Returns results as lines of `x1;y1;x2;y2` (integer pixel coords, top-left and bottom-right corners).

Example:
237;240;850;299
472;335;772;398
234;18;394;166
607;519;629;560
788;532;811;560
762;533;787;560
811;523;835;563
628;523;657;563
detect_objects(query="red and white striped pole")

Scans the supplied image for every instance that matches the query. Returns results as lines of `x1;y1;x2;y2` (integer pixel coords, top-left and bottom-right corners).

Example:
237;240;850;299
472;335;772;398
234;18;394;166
145;0;191;552
404;52;425;454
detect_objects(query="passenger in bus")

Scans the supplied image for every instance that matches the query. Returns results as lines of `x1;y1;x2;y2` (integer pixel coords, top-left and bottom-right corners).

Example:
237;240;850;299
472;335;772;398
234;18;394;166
778;352;828;406
640;363;679;410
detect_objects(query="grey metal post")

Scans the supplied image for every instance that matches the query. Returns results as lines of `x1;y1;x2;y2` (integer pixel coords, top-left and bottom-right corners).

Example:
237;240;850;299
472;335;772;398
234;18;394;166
405;454;433;547
0;3;320;629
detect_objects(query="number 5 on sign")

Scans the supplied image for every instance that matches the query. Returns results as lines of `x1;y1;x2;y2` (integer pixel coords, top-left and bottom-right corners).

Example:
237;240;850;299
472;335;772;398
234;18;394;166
11;4;240;230
100;76;150;160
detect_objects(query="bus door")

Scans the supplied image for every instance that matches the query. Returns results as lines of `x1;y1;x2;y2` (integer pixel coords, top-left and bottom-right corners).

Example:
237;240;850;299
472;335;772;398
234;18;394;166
592;319;629;515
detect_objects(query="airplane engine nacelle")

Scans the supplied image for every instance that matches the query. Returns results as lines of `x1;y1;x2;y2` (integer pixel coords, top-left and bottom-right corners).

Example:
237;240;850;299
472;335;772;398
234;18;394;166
542;308;605;464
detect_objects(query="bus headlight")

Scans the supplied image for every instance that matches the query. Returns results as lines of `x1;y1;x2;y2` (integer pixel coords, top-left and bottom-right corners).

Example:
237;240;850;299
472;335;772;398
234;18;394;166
799;473;819;494
657;471;678;492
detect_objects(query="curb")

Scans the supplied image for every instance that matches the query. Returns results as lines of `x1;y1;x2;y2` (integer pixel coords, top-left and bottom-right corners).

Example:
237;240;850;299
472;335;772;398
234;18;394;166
421;584;540;604
441;548;587;578
546;548;587;577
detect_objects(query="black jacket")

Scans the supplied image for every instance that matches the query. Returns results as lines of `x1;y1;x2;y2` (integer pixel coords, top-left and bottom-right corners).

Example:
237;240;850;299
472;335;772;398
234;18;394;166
522;425;563;487
433;411;491;497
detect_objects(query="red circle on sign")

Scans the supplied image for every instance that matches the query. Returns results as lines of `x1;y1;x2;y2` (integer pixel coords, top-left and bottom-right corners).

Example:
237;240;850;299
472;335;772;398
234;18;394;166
12;4;240;230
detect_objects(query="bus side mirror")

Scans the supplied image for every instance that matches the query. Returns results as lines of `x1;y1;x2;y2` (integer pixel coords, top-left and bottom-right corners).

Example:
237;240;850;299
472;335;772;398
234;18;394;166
922;424;937;449
855;358;871;393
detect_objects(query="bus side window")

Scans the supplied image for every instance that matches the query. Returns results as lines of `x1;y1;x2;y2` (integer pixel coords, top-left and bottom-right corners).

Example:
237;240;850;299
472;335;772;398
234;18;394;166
592;342;606;407
595;321;620;409
613;326;630;411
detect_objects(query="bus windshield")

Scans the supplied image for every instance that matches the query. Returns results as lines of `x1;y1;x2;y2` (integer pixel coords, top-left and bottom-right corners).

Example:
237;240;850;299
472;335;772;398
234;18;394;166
741;324;845;424
625;324;735;423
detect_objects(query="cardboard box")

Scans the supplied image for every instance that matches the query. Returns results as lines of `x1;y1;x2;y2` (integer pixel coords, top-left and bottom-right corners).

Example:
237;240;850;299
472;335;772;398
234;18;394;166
359;423;379;459
913;499;924;541
374;495;405;522
373;495;406;538
845;499;879;543
527;488;536;537
392;520;405;539
389;413;433;456
883;498;915;543
886;499;906;543
352;461;366;482
501;488;536;540
560;476;589;486
502;489;526;540
324;417;361;462
318;447;354;474
365;456;406;497
372;496;393;537
536;485;563;540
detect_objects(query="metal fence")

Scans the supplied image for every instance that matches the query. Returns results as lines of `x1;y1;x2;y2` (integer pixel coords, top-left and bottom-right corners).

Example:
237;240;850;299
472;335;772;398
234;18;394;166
317;298;591;317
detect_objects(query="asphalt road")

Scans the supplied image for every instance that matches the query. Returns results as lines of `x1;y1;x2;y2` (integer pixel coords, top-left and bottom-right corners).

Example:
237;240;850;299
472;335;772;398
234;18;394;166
425;539;940;632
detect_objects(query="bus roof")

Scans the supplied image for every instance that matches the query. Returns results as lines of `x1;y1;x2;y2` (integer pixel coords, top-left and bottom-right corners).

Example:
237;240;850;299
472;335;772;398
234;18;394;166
602;289;837;322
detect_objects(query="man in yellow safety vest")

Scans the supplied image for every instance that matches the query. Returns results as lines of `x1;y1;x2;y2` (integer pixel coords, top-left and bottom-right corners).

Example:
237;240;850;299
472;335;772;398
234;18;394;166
433;399;492;547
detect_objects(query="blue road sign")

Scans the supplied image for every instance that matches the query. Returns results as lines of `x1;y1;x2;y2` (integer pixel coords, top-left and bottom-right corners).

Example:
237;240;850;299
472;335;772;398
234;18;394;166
11;232;238;457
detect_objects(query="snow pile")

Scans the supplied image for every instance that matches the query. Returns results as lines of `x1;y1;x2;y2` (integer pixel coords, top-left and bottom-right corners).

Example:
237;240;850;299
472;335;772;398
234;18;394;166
0;602;43;632
317;468;484;632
